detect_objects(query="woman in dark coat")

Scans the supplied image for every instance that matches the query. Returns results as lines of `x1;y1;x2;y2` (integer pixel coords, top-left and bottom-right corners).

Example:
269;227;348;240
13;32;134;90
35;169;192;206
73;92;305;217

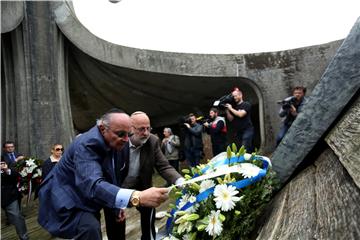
41;143;63;180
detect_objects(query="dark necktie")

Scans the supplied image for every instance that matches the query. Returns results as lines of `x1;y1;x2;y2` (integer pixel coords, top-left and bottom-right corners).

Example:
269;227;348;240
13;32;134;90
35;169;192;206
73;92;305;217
9;153;16;162
114;152;126;185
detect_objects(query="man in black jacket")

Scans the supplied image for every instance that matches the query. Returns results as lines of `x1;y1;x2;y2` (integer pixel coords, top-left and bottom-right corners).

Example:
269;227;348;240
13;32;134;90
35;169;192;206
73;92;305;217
276;86;307;146
1;161;29;240
183;113;204;167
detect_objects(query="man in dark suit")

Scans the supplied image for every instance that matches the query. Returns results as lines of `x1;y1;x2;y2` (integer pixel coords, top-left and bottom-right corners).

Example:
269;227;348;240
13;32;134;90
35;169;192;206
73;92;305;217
37;109;170;240
105;111;184;240
1;161;29;240
1;141;25;167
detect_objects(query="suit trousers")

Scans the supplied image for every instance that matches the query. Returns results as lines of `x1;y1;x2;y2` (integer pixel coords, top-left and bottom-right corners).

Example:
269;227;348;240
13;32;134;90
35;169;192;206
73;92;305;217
74;211;102;240
105;207;156;240
3;200;29;240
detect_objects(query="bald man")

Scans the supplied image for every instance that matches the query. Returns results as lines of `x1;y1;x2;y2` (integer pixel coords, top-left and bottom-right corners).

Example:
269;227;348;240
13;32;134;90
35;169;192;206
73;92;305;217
225;88;254;152
104;111;184;240
38;109;169;240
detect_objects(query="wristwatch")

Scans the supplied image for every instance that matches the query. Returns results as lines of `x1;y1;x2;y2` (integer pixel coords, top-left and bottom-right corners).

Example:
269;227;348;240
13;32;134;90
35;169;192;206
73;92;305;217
130;191;141;207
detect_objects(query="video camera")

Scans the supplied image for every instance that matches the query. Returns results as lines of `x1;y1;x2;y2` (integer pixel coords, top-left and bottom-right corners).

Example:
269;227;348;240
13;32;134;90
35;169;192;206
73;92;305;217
196;116;211;125
179;115;192;125
179;115;210;126
213;93;235;109
277;96;296;109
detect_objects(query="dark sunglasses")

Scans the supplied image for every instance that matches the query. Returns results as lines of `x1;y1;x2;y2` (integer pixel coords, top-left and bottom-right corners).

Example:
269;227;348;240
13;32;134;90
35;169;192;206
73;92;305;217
55;148;64;151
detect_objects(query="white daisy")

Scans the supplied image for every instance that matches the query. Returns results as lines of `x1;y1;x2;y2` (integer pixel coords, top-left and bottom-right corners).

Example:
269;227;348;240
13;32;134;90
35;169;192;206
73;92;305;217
177;194;190;209
205;210;223;237
213;184;240;211
185;203;199;213
188;195;196;203
238;163;261;179
199;179;215;193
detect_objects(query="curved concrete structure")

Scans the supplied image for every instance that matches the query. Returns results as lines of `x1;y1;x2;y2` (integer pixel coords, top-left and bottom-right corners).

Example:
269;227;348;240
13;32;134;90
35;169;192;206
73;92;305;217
2;2;360;239
1;1;24;33
1;0;341;158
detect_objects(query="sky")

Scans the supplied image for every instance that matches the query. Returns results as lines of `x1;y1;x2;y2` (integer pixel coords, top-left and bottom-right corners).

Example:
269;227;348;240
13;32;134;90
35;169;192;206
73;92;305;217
73;0;360;54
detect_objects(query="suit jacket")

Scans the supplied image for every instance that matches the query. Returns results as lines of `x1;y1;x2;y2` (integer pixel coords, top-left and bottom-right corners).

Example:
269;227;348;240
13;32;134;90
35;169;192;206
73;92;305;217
1;167;21;208
37;126;122;238
120;134;182;190
1;151;22;167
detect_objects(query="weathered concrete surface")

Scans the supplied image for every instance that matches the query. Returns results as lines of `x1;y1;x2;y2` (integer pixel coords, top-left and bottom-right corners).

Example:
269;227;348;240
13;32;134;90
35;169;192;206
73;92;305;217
0;0;344;157
53;0;341;152
1;0;24;33
257;148;360;240
272;17;360;183
325;95;360;189
1;1;74;159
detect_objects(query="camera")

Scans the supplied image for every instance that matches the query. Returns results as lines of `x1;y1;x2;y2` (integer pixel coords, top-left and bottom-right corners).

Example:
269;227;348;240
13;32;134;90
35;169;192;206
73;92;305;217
213;94;235;109
179;115;210;126
277;96;296;109
179;115;192;125
196;116;211;125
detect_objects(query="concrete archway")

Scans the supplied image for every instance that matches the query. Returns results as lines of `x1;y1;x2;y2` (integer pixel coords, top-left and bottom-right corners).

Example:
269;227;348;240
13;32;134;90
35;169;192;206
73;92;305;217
1;1;341;158
67;39;264;149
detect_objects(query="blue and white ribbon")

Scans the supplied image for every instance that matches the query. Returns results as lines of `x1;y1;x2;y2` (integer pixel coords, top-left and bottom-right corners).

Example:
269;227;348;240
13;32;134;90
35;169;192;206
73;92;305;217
166;154;271;233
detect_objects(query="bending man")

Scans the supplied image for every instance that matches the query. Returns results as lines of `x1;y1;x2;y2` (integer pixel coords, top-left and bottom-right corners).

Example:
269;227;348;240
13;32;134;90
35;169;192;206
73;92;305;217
38;109;169;240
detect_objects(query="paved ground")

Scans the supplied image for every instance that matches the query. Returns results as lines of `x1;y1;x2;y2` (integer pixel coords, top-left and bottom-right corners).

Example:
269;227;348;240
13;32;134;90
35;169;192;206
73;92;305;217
1;173;175;240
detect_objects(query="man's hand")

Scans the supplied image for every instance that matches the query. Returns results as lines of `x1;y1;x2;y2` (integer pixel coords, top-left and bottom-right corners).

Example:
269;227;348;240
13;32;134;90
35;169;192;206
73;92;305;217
225;103;233;110
15;155;25;162
139;187;169;208
184;123;190;129
1;162;10;174
116;209;126;223
289;105;298;116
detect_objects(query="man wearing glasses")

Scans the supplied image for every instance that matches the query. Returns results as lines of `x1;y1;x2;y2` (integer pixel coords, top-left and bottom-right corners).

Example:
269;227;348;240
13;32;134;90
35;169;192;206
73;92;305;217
104;111;184;240
38;109;170;240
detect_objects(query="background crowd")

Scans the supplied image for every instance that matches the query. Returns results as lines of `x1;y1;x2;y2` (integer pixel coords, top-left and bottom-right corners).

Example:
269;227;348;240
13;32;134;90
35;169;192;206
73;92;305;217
1;86;306;240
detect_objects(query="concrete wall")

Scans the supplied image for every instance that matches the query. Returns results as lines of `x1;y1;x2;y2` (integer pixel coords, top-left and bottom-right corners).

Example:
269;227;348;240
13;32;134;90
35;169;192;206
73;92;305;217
1;0;342;158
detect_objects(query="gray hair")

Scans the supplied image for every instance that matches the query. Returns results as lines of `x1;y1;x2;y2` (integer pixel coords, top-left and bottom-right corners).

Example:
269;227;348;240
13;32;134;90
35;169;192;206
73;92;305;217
164;127;173;135
96;108;126;128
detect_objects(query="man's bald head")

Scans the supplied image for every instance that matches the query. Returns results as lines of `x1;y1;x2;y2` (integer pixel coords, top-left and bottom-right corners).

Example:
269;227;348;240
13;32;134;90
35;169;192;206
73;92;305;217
130;111;150;125
130;111;151;146
97;109;131;151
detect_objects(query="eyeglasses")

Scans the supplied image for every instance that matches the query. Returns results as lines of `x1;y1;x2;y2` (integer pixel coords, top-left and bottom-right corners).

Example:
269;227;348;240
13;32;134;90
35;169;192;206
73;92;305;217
55;148;64;151
133;126;152;133
109;129;130;138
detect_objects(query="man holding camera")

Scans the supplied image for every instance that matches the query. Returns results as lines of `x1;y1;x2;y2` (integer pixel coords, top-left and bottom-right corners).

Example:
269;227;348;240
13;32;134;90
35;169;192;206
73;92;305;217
225;87;254;152
276;86;307;146
183;113;203;167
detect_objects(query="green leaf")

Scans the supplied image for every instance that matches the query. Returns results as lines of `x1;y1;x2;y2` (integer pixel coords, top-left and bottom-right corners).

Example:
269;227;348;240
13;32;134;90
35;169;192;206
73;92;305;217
196;224;207;231
182;169;190;174
185;213;200;221
226;146;232;159
184;174;192;180
219;213;226;222
231;143;238;153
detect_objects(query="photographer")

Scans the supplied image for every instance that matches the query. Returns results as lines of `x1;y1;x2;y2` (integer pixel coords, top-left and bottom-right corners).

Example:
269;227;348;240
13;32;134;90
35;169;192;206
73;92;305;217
225;87;254;152
183;113;203;167
203;108;227;156
276;86;307;146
